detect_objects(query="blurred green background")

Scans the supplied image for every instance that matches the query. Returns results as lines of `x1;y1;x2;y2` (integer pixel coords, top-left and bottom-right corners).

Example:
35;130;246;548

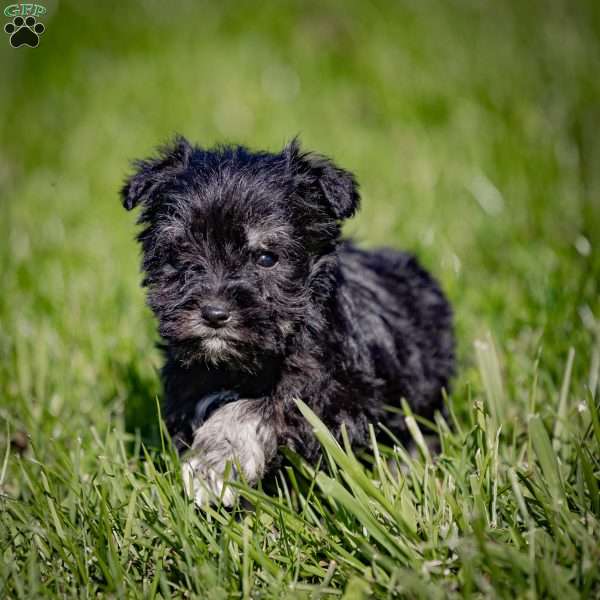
1;0;599;448
1;2;600;596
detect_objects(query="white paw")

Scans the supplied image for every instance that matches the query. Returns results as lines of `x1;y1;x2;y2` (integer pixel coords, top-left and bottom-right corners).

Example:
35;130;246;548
180;399;277;509
181;457;238;507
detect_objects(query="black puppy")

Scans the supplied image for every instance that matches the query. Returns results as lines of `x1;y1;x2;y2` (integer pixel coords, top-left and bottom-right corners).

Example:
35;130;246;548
121;137;454;506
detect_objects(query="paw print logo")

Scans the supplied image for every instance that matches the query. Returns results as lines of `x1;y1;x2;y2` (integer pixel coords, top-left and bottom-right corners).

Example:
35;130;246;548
4;16;45;48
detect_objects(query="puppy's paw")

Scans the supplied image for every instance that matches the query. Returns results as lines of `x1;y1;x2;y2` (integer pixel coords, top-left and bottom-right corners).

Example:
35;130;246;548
181;455;238;507
181;398;277;509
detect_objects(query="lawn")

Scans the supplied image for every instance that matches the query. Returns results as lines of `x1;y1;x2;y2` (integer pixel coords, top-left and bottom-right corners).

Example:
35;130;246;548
1;0;599;597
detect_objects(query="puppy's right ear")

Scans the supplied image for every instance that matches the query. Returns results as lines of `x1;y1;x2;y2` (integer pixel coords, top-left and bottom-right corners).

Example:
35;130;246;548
121;136;193;210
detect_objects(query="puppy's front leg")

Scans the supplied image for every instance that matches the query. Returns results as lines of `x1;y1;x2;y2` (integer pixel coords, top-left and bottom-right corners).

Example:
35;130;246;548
181;398;277;507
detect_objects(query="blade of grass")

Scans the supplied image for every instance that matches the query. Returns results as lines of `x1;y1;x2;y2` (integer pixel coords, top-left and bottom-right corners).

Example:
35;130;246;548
553;348;575;455
529;416;567;510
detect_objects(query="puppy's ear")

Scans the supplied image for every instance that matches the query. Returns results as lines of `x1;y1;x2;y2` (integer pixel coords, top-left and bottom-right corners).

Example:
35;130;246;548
121;136;193;210
285;138;360;220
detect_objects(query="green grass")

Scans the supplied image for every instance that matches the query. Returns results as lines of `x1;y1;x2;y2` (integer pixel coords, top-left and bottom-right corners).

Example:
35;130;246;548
1;0;600;597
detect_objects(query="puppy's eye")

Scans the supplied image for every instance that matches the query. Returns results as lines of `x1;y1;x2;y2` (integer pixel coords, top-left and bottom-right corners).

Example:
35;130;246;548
256;252;278;268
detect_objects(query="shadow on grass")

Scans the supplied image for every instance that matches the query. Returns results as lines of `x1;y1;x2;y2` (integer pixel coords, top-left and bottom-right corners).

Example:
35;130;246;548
114;361;164;452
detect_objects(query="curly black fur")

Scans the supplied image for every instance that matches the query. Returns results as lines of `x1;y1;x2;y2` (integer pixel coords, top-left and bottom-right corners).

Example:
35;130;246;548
121;136;454;477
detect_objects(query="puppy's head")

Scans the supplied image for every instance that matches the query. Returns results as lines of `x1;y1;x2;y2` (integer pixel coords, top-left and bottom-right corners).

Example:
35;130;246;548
121;136;359;369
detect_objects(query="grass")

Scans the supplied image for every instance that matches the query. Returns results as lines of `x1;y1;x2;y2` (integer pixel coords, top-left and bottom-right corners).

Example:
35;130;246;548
1;0;600;597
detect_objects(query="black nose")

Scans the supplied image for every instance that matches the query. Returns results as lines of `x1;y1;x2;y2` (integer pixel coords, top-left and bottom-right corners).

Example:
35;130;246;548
201;305;231;327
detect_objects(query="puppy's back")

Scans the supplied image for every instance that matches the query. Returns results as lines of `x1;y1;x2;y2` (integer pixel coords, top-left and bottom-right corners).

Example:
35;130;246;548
338;241;454;421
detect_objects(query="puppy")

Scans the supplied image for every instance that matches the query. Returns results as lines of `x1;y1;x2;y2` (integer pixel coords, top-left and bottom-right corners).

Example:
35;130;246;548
121;137;454;506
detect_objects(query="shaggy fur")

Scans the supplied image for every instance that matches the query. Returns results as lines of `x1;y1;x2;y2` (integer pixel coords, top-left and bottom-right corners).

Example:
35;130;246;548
121;136;455;506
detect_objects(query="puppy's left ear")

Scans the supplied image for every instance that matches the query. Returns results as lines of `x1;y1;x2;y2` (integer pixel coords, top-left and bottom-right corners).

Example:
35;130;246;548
285;138;360;221
121;136;193;210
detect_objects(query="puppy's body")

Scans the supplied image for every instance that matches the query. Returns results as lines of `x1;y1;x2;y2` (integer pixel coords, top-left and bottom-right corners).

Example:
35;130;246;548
122;138;454;506
164;241;452;458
